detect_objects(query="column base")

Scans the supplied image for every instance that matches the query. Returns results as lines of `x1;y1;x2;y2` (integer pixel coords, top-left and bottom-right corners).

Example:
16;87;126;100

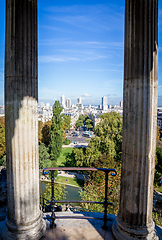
112;215;158;240
1;212;46;240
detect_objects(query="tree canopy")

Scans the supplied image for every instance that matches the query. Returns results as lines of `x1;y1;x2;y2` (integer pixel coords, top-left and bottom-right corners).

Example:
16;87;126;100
0;124;6;159
76;119;83;129
85;118;93;130
63;115;71;130
50;101;63;166
93;112;122;161
38;121;44;143
39;143;51;169
0;117;5;129
41;121;52;146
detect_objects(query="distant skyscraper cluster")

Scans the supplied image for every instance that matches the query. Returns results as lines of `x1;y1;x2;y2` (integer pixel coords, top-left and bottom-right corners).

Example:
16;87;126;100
60;95;83;109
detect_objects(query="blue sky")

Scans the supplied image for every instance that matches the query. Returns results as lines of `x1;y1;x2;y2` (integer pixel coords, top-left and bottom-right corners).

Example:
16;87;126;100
1;0;162;106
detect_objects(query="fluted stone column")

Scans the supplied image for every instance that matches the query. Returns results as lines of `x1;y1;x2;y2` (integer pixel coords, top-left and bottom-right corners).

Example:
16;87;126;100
112;0;158;239
2;0;46;239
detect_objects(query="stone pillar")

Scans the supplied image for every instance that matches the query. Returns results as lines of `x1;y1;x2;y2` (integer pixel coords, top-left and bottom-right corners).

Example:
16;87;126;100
112;0;158;239
2;0;46;239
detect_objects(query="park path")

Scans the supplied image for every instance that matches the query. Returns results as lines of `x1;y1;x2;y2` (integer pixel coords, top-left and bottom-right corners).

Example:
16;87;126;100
58;170;88;181
62;143;88;148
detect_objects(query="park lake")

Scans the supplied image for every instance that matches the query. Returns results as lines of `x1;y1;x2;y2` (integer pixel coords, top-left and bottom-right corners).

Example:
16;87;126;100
40;181;81;207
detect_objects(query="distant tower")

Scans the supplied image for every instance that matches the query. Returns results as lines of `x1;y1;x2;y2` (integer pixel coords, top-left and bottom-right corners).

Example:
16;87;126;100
120;100;123;108
66;98;71;108
102;96;107;110
61;95;65;108
40;102;45;108
77;97;82;104
46;103;50;109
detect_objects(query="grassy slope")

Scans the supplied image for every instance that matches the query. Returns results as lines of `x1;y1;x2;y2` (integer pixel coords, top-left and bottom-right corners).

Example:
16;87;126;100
56;175;84;188
56;147;84;188
57;147;73;166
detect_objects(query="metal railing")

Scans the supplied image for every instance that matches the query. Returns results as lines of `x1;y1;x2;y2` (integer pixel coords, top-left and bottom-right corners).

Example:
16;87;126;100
43;167;116;230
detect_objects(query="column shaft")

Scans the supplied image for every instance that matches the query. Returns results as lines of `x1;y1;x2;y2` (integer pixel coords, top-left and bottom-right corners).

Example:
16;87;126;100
113;0;158;239
2;0;46;239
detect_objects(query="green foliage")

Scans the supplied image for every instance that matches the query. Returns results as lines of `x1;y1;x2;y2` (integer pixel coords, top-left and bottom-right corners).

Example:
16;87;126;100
40;182;64;204
76;119;83;129
80;154;121;214
85;119;93;130
39;143;51;169
0;117;5;129
63;115;71;130
64;138;71;145
50;101;63;166
0;124;6;159
93;112;122;162
42;121;52;145
78;115;85;121
0;155;6;167
38;121;44;143
154;147;162;186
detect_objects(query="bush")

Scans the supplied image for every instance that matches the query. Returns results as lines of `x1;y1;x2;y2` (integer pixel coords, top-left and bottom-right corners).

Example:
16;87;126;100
0;155;6;167
64;138;71;145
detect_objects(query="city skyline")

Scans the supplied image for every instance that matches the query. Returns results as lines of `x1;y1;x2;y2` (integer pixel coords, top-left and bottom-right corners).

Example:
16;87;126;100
0;1;162;106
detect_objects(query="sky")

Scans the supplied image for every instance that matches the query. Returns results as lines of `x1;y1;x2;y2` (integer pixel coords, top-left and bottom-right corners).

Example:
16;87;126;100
1;1;162;106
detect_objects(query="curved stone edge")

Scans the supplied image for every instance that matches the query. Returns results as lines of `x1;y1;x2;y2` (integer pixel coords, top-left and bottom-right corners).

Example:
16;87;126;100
1;213;46;240
112;216;159;240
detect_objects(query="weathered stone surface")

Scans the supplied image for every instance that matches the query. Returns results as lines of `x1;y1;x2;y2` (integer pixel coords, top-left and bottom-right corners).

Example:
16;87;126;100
113;0;159;239
1;0;46;239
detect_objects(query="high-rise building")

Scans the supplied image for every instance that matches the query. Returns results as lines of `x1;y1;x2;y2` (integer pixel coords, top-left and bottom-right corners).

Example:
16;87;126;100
120;100;123;108
40;102;45;108
61;95;65;108
77;97;82;104
66;98;71;108
46;103;50;109
102;96;107;110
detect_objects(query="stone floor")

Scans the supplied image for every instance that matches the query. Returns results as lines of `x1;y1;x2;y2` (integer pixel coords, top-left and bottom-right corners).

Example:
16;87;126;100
0;211;162;240
42;212;116;240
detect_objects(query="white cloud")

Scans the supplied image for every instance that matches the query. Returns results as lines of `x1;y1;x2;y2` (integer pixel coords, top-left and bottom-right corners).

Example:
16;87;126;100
39;54;106;63
81;93;91;97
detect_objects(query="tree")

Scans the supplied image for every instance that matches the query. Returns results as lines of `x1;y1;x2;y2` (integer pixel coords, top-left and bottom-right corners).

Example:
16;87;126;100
0;117;5;129
78;115;85;121
0;124;6;159
154;147;162;186
80;153;121;214
63;115;71;130
85;118;93;130
63;115;71;142
42;121;52;145
38;121;44;143
93;112;122;162
50;101;63;166
39;143;51;169
76;119;83;129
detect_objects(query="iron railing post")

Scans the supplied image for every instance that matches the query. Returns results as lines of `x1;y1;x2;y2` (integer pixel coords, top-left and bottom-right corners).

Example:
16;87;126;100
102;171;109;230
51;170;56;228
